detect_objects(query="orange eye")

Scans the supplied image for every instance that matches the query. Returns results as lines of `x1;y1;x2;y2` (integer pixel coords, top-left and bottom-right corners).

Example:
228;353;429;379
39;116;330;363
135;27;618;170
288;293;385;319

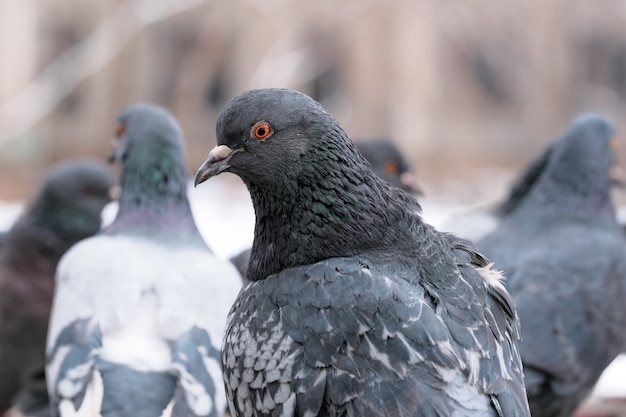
383;160;399;174
251;121;272;140
114;123;126;138
82;186;100;197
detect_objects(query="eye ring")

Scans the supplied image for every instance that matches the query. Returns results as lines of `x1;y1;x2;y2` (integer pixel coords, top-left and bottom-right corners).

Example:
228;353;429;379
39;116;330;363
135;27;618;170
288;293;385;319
383;160;399;174
114;123;126;138
251;121;273;141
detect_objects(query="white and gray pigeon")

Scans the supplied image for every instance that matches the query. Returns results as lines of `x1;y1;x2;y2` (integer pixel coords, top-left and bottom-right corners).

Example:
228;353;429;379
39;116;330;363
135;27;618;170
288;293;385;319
45;103;242;417
194;88;531;417
0;159;113;417
478;114;626;417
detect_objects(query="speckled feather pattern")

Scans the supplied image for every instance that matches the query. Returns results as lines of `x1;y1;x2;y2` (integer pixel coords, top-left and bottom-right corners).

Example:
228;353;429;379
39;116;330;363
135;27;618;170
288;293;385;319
223;249;527;417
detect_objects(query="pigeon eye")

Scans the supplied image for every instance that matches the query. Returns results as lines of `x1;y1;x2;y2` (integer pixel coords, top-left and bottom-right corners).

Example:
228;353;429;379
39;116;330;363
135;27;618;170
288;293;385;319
82;186;100;198
251;122;272;141
383;160;399;174
114;123;126;138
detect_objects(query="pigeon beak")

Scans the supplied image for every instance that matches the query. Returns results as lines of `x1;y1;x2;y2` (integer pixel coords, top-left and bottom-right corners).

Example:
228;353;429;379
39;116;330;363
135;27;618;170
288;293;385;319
194;145;234;187
610;165;626;188
108;136;124;164
109;185;122;201
399;172;424;196
107;139;117;163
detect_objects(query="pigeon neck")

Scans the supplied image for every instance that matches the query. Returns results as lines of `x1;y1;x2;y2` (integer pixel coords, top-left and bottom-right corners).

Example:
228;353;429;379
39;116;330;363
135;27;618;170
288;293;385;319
244;161;422;281
108;153;203;242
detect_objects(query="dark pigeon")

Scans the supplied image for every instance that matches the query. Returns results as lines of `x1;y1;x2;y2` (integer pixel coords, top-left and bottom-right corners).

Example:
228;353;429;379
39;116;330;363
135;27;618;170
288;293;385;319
0;159;113;417
353;139;420;194
229;138;421;279
45;103;242;417
194;88;531;417
477;114;626;417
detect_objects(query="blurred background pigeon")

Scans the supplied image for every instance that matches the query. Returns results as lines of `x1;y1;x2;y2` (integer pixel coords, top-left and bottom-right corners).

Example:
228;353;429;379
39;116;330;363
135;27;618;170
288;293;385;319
229;137;421;279
478;114;626;417
353;139;421;194
195;88;531;417
439;124;625;242
0;159;113;417
46;104;242;417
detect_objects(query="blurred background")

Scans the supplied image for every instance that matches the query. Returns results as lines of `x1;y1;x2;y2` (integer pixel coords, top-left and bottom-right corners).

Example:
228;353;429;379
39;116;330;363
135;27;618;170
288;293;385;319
2;0;626;202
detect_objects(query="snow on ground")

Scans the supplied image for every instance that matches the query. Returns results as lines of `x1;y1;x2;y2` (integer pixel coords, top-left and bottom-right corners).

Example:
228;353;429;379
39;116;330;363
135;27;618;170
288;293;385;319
1;173;625;399
0;201;24;231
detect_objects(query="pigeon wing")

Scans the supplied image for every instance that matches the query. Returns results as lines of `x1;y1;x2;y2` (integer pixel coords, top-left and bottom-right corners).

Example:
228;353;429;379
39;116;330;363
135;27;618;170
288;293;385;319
223;255;528;417
47;234;242;417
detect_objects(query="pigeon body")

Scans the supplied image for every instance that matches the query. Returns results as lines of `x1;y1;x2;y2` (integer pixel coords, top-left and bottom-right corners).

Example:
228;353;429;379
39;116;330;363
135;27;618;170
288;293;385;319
0;160;113;416
478;114;626;417
195;88;531;417
46;103;242;417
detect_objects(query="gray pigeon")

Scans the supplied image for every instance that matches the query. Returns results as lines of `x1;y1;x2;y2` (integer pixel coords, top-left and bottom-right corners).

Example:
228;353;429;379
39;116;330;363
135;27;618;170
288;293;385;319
477;114;626;417
45;103;242;417
195;88;531;417
0;160;113;417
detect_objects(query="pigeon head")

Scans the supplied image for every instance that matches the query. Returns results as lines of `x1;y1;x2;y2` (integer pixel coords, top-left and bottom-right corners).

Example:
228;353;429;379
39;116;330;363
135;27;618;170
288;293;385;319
195;88;346;186
195;88;421;281
495;114;619;218
550;114;616;182
516;113;618;217
30;159;113;246
109;103;191;216
110;103;184;165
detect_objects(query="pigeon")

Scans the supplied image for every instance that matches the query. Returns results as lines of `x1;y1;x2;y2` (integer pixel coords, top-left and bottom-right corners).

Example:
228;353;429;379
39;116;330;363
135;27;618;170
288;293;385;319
477;114;626;417
228;138;421;279
45;103;242;417
0;159;114;417
353;139;420;194
194;88;531;417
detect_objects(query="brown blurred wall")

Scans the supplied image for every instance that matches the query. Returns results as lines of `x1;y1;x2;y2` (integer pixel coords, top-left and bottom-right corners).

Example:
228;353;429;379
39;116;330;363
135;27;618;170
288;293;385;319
1;0;626;199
